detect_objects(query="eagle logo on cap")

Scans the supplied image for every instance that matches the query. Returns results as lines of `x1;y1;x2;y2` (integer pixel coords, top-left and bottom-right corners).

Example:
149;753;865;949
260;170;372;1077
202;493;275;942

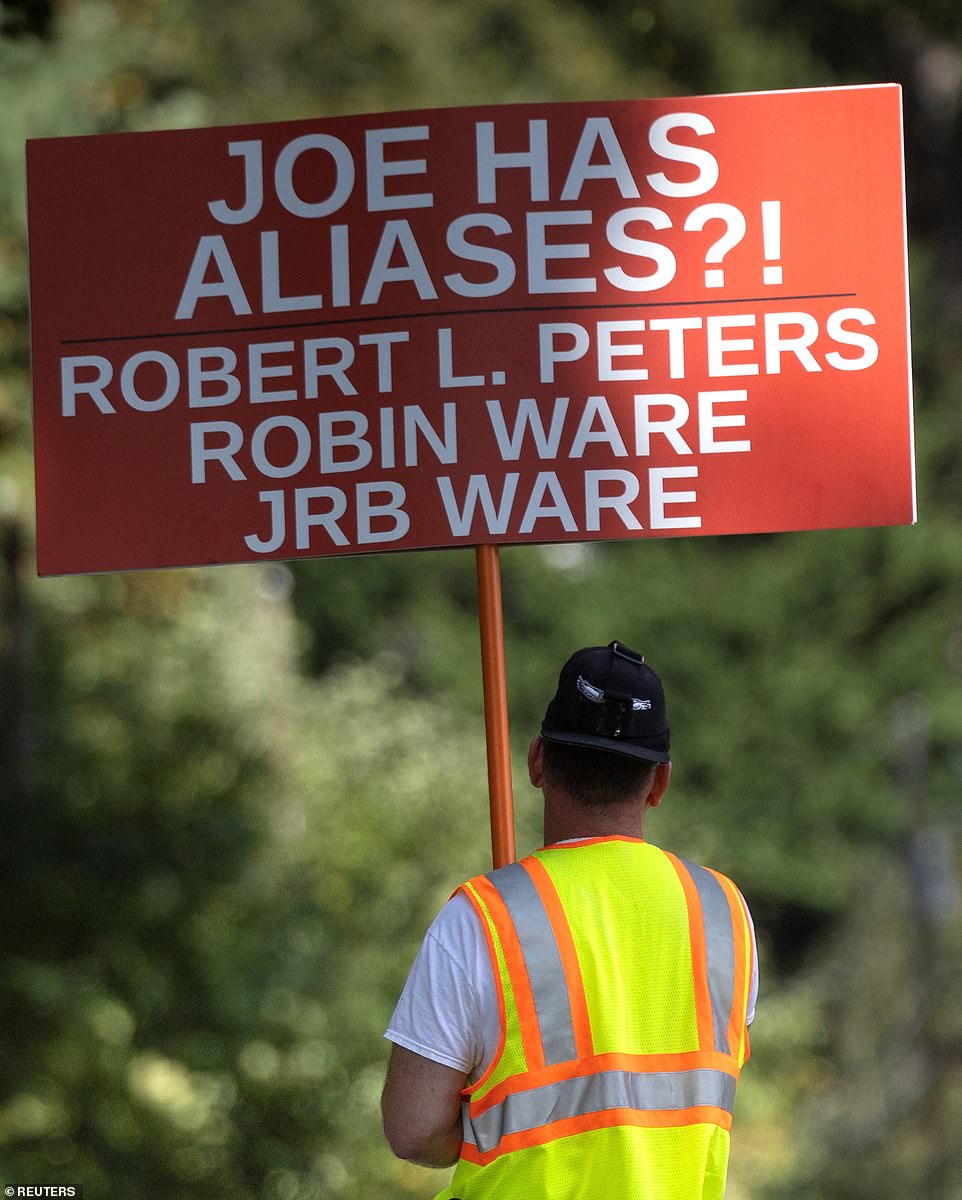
577;675;652;710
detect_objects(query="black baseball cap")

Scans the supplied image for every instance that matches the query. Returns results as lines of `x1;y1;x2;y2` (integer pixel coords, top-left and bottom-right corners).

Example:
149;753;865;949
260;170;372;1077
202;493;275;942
541;641;670;764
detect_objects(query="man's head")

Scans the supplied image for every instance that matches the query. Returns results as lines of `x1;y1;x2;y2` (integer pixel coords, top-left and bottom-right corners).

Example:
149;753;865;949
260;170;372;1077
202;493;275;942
535;641;671;810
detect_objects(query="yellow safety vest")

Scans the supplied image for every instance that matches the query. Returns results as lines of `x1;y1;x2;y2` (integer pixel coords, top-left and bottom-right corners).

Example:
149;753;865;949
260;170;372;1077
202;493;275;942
435;836;753;1200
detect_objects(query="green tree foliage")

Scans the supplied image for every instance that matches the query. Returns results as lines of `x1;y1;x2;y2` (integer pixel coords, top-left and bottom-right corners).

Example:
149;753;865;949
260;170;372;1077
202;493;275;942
2;1;962;1197
1;563;496;1197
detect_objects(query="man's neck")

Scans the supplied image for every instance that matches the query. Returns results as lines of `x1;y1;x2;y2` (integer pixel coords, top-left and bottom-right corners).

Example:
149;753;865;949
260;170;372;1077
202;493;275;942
543;792;646;845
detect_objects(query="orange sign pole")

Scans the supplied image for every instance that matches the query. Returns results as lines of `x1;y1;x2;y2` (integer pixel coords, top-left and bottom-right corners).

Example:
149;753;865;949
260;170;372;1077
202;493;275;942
475;544;517;869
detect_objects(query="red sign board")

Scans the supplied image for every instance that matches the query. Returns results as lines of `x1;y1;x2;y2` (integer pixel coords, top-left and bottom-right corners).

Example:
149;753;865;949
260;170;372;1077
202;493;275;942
27;85;914;575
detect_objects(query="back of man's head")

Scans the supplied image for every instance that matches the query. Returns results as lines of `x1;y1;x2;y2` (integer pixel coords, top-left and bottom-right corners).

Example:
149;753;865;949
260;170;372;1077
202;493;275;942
539;640;670;807
541;739;656;805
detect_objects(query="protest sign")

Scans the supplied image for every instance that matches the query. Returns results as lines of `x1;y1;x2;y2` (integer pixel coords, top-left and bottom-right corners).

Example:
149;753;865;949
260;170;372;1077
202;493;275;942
28;84;914;575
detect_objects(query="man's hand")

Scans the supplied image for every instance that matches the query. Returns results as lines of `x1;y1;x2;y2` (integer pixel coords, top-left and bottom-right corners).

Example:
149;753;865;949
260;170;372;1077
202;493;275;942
381;1043;468;1167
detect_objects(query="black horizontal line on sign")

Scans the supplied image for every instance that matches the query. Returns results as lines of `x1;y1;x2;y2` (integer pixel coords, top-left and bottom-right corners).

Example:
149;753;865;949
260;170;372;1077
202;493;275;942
60;292;859;345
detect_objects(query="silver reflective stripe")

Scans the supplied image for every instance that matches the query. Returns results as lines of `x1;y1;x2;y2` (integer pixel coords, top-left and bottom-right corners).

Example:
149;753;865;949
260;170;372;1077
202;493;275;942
680;860;736;1055
486;862;578;1066
463;1068;736;1153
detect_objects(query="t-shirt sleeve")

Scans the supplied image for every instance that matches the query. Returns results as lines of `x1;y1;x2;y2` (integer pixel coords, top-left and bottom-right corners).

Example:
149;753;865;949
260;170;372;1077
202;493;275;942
385;894;486;1075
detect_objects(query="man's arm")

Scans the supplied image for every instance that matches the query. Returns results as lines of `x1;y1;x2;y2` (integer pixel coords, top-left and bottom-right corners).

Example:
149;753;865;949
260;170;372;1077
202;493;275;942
381;1042;468;1167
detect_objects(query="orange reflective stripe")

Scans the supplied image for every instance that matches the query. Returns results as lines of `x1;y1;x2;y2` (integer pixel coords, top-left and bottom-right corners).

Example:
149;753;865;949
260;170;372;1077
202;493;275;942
471;874;546;1072
522;856;594;1059
487;862;578;1065
664;852;715;1053
465;1065;736;1154
711;871;752;1065
460;1105;734;1166
470;1049;739;1117
459;883;508;1096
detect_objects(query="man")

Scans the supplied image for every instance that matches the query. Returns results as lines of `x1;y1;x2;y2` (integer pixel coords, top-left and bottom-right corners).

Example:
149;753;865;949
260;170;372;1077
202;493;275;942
382;640;757;1199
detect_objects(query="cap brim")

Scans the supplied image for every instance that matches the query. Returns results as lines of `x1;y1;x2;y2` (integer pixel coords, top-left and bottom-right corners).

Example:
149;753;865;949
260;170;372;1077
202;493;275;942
541;729;670;764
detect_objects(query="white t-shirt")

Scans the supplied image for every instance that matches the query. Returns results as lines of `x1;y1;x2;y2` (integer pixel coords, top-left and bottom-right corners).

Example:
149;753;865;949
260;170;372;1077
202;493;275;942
386;857;758;1082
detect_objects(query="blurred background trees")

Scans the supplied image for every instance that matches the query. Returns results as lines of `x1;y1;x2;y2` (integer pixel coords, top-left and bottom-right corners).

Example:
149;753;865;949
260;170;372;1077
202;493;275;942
2;0;962;1196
